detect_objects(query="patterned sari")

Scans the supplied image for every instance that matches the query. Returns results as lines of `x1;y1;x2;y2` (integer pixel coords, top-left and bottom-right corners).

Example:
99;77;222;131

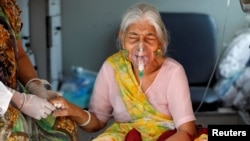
93;51;174;141
0;0;77;140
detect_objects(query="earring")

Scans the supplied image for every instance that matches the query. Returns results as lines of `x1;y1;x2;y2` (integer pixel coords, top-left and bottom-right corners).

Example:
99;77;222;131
154;49;163;57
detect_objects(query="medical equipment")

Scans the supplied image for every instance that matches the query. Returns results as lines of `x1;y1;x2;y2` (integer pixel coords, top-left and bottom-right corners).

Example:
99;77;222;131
131;43;150;92
131;43;150;78
137;46;146;78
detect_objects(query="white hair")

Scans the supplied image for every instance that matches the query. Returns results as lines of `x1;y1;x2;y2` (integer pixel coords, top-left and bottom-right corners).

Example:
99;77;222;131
117;3;169;54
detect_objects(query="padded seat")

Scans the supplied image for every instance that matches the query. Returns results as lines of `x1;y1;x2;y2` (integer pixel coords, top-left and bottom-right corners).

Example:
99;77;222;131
160;12;221;112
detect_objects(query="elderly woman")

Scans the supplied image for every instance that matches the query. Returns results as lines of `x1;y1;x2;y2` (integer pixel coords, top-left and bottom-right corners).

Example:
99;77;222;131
51;3;198;141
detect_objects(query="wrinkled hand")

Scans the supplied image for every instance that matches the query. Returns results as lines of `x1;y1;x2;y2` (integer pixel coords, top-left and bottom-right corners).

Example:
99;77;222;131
21;94;56;120
49;96;77;117
26;80;61;99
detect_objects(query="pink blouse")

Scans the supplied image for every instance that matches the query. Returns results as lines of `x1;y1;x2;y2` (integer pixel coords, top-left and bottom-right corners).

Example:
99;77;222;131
89;57;195;128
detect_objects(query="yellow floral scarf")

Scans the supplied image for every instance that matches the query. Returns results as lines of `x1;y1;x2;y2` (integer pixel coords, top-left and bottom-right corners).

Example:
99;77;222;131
93;51;174;141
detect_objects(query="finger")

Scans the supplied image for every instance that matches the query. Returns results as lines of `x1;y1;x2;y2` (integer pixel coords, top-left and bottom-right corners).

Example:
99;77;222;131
43;108;52;115
44;101;56;111
57;92;63;96
40;112;48;119
52;109;68;117
48;93;61;100
47;90;61;96
52;102;65;110
49;96;63;103
52;111;60;117
35;115;42;120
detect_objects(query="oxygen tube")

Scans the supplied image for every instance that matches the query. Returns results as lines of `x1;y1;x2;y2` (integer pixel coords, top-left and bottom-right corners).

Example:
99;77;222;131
138;46;145;78
131;42;149;92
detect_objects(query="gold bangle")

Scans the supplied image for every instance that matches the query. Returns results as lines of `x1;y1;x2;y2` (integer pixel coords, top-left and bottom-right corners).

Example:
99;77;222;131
79;110;91;127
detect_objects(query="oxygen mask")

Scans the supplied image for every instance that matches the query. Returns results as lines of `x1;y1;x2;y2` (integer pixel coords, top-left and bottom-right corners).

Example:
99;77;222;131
131;43;151;78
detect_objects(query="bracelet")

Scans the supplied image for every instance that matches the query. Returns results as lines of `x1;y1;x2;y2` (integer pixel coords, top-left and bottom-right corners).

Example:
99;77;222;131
18;93;26;111
79;110;91;127
25;78;51;88
25;78;41;87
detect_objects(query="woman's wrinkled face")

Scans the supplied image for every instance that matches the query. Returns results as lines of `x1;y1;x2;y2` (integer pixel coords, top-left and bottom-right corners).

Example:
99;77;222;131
120;20;161;67
122;20;160;52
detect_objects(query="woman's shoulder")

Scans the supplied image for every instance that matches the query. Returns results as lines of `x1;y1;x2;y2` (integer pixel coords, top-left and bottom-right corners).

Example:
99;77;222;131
160;57;186;76
98;60;115;77
163;57;183;68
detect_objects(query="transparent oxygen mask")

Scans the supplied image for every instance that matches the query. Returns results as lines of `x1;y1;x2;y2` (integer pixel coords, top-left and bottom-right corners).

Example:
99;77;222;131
130;43;153;93
131;43;151;78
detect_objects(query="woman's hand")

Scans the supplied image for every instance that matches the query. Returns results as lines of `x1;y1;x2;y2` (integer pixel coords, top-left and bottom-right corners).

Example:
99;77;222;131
165;121;197;141
20;94;55;120
49;96;76;117
26;79;61;99
49;96;107;132
12;91;55;120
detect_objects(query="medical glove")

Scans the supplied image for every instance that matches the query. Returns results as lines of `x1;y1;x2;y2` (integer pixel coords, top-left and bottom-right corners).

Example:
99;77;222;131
11;90;56;120
26;78;60;99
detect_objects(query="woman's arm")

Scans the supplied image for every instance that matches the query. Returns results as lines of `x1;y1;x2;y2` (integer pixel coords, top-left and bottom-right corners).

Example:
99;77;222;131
163;62;197;140
165;121;197;141
50;96;107;132
16;39;39;84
